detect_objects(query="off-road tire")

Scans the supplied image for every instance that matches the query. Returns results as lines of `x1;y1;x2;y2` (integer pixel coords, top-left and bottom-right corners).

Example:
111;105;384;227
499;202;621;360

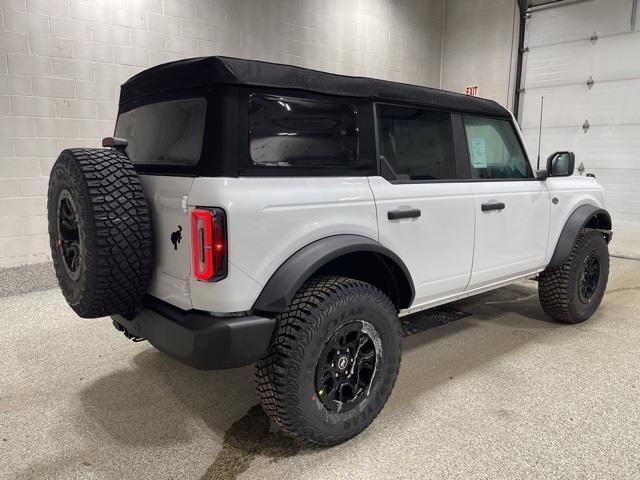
255;275;401;447
47;148;152;318
538;229;609;323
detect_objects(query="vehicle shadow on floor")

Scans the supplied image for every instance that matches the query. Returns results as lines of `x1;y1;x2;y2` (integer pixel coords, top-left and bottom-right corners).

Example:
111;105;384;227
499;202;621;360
77;281;561;480
79;347;307;479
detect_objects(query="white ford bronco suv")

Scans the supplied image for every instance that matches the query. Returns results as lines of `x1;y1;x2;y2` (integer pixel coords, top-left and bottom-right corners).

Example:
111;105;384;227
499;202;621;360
47;56;612;447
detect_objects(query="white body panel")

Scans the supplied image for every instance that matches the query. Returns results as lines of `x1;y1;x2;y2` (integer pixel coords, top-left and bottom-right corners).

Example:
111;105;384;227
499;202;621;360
467;180;549;288
520;0;640;256
367;176;475;304
543;176;607;264
142;172;606;315
140;121;607;316
187;177;378;313
139;175;194;311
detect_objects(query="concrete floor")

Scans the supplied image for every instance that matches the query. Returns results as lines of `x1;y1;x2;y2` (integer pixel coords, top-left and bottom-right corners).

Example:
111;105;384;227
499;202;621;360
1;258;639;480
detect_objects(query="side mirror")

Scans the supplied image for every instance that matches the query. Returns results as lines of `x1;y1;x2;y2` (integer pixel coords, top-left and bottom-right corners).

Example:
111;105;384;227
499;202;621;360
546;151;575;177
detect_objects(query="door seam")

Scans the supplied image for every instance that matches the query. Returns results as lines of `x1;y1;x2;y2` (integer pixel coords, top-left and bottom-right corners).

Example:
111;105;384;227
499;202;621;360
366;177;381;242
464;184;477;291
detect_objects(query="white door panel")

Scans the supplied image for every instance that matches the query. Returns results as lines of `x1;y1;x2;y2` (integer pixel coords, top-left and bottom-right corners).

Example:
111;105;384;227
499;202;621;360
521;0;640;256
368;176;475;304
468;181;550;288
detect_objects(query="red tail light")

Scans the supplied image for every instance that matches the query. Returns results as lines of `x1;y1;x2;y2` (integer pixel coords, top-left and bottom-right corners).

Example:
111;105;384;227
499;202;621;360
191;208;227;281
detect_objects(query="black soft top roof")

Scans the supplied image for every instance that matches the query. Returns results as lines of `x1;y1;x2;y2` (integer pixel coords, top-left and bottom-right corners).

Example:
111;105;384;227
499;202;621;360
120;56;510;118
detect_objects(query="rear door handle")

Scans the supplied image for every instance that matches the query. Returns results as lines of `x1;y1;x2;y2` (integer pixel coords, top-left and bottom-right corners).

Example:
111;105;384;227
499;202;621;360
481;202;506;212
388;208;421;220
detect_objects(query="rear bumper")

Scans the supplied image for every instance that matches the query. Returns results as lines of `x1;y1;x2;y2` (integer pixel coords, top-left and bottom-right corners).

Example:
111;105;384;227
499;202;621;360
111;298;276;370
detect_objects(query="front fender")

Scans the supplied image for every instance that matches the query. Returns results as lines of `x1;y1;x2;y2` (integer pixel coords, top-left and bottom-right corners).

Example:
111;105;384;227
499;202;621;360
548;205;612;267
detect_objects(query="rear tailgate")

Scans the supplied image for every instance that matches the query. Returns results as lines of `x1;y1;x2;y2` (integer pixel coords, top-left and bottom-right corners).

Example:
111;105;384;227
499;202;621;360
139;174;194;310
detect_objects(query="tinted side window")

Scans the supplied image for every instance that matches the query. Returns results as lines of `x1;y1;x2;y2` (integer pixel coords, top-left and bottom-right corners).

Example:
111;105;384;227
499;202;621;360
377;105;456;181
114;98;206;166
463;116;531;179
248;94;358;168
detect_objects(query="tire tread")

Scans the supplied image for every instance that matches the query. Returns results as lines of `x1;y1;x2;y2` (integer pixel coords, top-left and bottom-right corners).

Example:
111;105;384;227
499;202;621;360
539;229;608;323
48;148;152;318
255;275;400;447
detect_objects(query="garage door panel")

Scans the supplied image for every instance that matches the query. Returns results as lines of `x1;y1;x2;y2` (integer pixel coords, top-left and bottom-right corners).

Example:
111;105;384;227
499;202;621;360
521;78;640;129
522;126;640;230
525;33;640;91
593;34;640;80
523;130;638;233
612;214;640;241
523;41;591;89
609;213;640;257
589;170;640;190
527;0;634;47
522;0;639;256
586;78;640;125
525;22;640;92
522;125;640;170
520;85;588;129
605;191;640;216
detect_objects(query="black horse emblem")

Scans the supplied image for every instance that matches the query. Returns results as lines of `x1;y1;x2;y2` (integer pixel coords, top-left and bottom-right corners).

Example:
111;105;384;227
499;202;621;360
170;226;182;250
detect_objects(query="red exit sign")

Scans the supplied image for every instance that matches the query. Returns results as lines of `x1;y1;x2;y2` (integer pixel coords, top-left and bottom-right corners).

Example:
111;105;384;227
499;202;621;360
465;85;479;96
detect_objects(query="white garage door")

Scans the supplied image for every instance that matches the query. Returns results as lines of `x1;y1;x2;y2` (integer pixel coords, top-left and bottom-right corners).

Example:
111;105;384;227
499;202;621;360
519;0;640;257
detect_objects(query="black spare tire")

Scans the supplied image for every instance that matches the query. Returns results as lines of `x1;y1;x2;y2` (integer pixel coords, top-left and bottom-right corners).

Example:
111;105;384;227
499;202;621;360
47;148;152;318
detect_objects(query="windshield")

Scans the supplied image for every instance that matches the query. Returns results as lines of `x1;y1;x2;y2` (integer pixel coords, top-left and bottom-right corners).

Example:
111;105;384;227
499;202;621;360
114;98;206;166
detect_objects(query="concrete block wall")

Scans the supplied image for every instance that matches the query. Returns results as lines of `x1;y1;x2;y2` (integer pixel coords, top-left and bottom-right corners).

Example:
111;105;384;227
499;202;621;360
440;0;520;110
0;0;445;267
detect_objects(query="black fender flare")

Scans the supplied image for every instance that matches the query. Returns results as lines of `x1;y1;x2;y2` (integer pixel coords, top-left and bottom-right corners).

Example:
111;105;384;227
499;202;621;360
252;234;415;313
548;204;612;268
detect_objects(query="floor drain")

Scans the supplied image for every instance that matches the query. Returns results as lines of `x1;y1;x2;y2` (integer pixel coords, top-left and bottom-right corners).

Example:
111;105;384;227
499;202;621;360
401;307;470;337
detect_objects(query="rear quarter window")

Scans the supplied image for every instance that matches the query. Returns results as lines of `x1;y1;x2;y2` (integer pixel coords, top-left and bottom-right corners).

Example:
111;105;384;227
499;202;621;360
114;98;206;166
248;94;359;169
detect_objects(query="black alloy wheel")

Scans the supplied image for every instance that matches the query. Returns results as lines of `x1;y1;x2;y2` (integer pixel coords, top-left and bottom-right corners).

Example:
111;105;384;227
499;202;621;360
578;253;601;303
256;276;402;447
315;320;380;413
56;189;83;282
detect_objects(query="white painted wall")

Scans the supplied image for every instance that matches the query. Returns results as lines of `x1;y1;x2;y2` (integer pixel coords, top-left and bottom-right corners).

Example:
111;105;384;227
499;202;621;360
440;0;520;110
0;0;445;267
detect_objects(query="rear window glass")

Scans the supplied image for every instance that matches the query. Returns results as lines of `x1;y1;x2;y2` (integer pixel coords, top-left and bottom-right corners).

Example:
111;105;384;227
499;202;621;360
248;94;358;168
114;98;206;166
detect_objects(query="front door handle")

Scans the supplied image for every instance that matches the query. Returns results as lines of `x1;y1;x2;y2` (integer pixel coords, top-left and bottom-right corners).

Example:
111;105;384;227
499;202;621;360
388;208;421;220
481;202;506;212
